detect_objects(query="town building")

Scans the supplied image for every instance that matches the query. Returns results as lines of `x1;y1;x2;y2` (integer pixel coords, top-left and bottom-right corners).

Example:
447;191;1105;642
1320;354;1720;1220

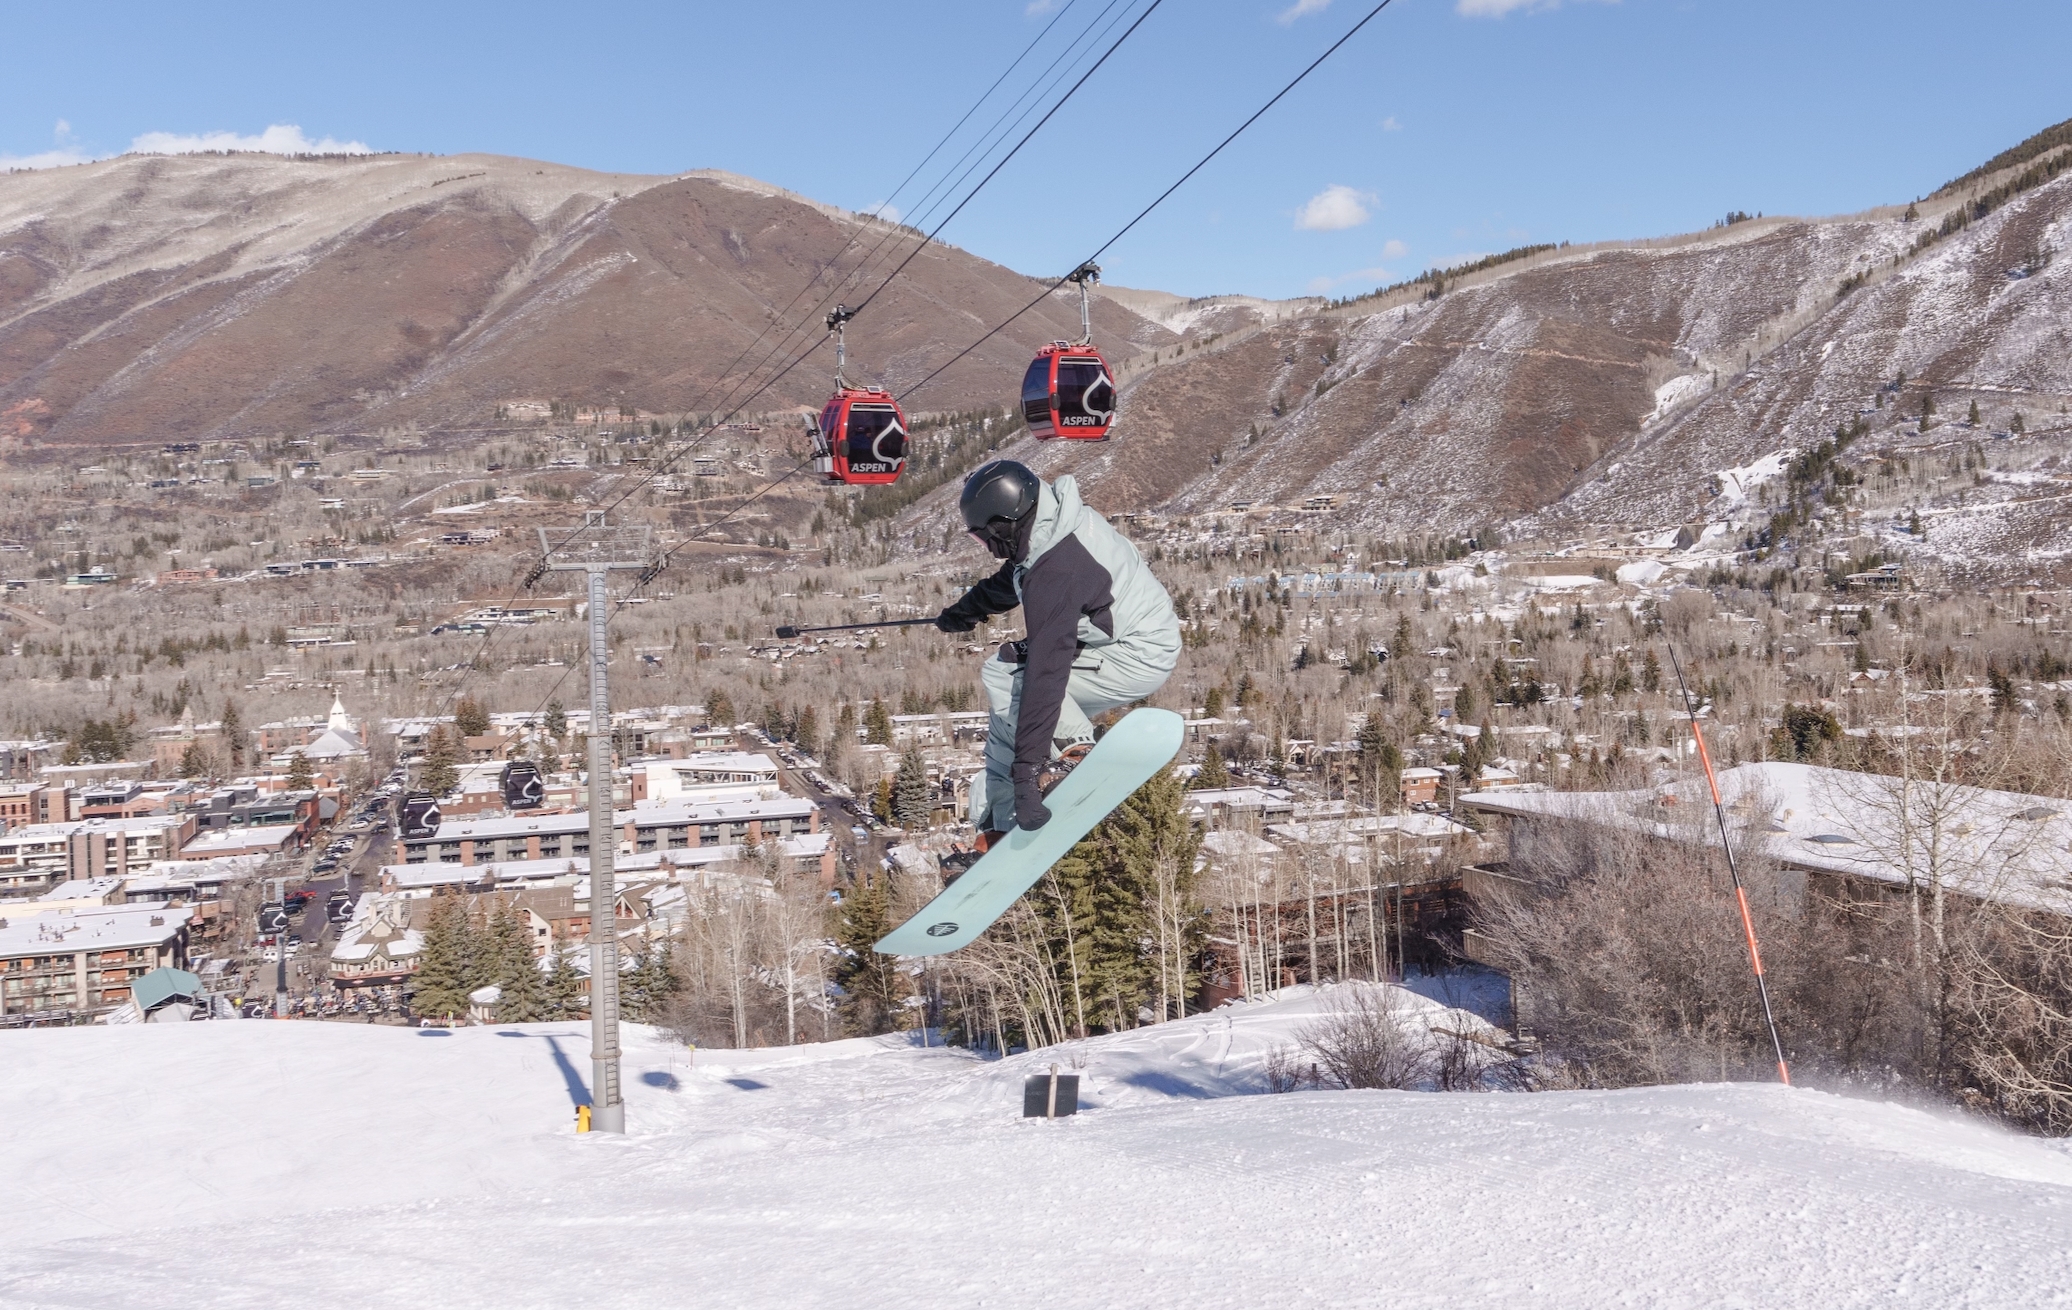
1460;760;2072;915
395;794;821;870
0;902;192;1019
0;815;197;894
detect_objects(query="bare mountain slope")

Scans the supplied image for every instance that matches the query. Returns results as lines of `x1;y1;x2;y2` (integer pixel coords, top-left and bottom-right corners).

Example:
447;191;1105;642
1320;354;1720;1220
0;153;1172;451
899;125;2072;549
1534;174;2072;536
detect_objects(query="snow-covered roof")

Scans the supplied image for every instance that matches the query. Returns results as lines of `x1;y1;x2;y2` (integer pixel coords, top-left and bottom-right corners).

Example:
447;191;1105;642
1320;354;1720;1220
0;903;191;956
1267;813;1475;847
1201;830;1278;858
406;794;815;844
1464;761;2072;914
182;823;301;856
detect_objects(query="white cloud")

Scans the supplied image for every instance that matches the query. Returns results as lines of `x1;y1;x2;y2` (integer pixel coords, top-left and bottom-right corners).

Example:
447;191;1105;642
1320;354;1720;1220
1382;238;1409;259
1294;184;1374;232
1381;115;1402;132
5;121;374;171
1277;0;1331;23
1457;0;1616;16
127;124;372;157
861;201;902;224
1;119;91;170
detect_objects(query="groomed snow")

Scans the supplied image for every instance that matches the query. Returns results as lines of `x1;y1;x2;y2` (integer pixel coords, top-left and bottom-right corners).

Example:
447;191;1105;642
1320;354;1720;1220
4;990;2070;1308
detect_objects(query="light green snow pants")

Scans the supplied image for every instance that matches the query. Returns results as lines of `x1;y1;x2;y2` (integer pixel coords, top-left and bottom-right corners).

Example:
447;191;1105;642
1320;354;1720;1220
969;639;1176;832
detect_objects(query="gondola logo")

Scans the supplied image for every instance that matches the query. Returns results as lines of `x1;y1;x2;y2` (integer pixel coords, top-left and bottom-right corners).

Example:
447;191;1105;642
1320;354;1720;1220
873;415;907;468
1061;364;1115;426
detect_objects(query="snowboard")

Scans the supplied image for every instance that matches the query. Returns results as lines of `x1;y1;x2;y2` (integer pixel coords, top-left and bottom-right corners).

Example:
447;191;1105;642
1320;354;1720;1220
875;707;1185;957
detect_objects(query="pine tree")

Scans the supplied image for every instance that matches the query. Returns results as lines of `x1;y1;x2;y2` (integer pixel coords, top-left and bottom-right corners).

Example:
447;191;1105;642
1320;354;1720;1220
1967;399;1981;426
481;899;550;1021
286;751;314;791
1641;649;1663;694
1462;720;1492;778
1357;716;1401;804
833;873;906;1034
1392;613;1413;659
411;892;478;1019
864;697;893;746
706;688;735;726
420;726;460;797
1611;651;1635;695
220;701;245;766
623;936;682;1022
871;774;894;825
892;748;931;830
545;943;586;1019
1453;683;1477;721
1037;766;1204;1037
1191;742;1230;790
543;698;568;742
454;695;492;739
795;704;821;759
179;740;211;780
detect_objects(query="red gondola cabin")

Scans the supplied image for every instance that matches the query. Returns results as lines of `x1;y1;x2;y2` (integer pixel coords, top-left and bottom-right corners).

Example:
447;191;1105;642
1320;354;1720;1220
813;387;908;485
1022;344;1117;441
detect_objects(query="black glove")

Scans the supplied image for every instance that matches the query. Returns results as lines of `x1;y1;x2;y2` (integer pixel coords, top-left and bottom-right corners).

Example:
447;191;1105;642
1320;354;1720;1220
935;607;978;634
1013;771;1052;830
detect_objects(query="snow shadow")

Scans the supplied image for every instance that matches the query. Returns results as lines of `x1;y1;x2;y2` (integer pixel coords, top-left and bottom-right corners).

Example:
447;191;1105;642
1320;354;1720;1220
640;1071;681;1091
494;1032;594;1108
1394;965;1514;1029
723;1077;771;1091
1111;1070;1217;1100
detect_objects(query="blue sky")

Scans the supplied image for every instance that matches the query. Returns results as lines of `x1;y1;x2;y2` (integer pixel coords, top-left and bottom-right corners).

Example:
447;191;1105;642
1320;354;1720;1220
4;1;2068;301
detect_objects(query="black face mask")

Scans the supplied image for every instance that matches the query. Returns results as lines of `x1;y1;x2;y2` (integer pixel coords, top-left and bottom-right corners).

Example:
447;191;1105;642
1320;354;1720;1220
973;513;1034;562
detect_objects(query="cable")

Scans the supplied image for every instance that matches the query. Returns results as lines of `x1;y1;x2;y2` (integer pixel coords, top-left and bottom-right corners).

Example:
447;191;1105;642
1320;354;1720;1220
600;0;1158;502
512;458;816;729
671;0;1094;438
850;0;1163;320
412;5;1127;731
900;0;1401;405
559;0;1155;541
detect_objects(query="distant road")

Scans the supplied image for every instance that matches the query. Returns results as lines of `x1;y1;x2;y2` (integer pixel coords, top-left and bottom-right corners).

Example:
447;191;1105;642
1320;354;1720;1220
0;604;60;632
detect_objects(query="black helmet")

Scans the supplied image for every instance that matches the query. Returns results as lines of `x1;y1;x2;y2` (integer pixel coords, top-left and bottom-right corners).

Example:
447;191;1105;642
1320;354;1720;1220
960;461;1041;560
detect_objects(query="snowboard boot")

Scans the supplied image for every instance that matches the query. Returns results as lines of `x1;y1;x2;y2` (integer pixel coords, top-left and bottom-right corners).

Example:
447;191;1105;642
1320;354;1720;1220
1038;742;1094;797
939;828;1008;882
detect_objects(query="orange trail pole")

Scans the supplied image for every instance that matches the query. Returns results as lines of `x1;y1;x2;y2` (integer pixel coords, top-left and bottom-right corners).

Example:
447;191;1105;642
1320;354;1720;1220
1665;642;1792;1086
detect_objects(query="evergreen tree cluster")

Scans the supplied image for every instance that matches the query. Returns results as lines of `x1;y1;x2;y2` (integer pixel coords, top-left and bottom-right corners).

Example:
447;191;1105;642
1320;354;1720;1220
1024;766;1206;1040
409;891;594;1023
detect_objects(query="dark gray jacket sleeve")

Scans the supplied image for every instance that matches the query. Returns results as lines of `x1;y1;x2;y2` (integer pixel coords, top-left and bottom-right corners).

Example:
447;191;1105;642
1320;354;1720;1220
942;563;1020;627
1011;534;1114;783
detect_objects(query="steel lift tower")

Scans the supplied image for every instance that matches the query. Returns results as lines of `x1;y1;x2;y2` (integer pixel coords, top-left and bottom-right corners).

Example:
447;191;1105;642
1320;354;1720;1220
537;513;654;1133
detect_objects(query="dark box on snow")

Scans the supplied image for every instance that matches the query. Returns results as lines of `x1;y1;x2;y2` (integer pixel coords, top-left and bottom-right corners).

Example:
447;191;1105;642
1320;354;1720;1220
1022;1073;1079;1118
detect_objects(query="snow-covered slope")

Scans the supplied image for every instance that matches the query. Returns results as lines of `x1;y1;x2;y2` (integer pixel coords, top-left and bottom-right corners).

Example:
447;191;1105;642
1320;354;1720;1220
4;992;2069;1308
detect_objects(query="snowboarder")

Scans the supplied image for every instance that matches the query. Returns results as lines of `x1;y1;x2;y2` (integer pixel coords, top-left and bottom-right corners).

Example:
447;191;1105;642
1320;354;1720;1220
935;460;1181;849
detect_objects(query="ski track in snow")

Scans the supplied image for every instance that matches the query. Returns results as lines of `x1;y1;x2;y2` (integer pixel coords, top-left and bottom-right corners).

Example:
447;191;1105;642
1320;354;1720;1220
4;991;2071;1309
